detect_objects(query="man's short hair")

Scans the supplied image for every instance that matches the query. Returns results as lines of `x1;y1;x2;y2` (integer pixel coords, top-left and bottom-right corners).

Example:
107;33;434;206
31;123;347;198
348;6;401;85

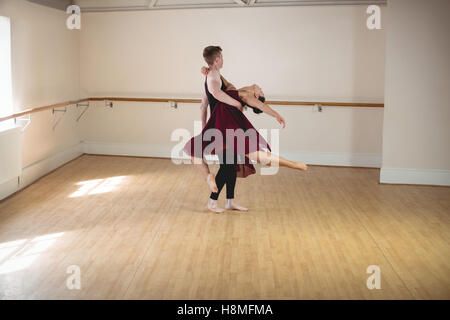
203;46;222;66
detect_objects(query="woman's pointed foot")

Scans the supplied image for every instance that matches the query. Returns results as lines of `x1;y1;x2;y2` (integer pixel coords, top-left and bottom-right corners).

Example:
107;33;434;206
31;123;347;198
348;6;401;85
206;173;218;193
295;161;308;171
225;199;248;212
206;199;225;214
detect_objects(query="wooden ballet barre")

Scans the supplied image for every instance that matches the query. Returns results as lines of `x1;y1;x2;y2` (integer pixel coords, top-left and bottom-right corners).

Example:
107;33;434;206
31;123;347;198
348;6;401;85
267;100;384;108
0;98;89;122
88;97;200;103
0;97;384;123
89;97;384;108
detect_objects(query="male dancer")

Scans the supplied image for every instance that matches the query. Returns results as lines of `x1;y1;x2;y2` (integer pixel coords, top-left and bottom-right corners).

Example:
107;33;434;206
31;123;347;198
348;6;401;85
200;46;248;213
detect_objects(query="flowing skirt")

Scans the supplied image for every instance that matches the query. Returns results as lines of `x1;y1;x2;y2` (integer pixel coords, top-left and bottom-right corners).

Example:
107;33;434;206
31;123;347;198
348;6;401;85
183;89;271;178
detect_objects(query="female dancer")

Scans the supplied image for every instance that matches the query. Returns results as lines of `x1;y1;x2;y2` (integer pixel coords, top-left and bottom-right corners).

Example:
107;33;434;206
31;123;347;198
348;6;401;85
184;46;307;213
201;66;268;115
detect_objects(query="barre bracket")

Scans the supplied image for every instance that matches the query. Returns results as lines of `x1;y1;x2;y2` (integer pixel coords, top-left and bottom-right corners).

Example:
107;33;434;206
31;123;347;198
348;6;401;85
168;100;177;109
76;101;90;122
52;106;67;114
105;100;113;108
52;106;67;130
14;114;31;132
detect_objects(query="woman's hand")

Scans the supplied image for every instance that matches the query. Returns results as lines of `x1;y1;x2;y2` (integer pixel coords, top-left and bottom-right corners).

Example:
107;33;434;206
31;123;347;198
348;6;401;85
201;66;210;76
275;114;286;128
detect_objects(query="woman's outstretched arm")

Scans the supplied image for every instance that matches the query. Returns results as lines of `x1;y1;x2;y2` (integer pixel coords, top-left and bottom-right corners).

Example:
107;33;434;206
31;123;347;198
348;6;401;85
240;91;286;128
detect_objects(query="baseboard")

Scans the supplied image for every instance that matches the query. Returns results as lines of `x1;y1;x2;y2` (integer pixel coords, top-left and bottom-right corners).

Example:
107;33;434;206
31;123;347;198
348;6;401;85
0;142;84;201
82;140;382;168
380;167;450;187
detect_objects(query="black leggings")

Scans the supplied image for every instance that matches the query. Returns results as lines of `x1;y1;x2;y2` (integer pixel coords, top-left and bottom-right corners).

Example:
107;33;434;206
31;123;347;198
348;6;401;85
210;150;237;200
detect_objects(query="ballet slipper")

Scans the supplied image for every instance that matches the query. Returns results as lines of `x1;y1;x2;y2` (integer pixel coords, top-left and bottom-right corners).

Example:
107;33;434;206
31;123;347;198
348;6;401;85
206;199;225;214
206;173;218;193
225;199;248;212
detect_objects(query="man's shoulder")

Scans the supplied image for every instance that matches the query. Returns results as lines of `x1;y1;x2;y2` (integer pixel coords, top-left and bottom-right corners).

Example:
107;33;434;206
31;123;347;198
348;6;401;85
208;69;221;80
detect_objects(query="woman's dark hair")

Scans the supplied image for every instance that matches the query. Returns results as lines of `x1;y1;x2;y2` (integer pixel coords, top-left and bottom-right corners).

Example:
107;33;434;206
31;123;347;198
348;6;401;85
243;96;265;114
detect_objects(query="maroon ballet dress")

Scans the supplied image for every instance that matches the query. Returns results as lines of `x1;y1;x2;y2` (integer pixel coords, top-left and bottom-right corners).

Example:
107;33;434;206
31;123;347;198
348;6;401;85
183;75;271;178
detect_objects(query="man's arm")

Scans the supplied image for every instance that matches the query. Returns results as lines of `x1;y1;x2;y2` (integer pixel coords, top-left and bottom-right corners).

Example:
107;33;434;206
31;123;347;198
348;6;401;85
208;71;242;108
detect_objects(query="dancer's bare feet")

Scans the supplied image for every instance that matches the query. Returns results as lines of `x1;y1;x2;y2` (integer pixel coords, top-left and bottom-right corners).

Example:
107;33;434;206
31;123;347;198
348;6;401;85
294;161;308;171
206;173;218;193
206;199;225;213
225;199;248;212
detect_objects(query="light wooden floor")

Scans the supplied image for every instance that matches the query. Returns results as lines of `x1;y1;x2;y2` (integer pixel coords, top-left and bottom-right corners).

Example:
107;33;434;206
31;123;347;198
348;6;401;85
0;154;449;299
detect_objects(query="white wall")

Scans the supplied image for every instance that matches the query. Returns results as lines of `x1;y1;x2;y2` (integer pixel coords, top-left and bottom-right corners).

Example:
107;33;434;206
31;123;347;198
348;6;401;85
380;0;450;186
0;0;82;200
79;4;386;167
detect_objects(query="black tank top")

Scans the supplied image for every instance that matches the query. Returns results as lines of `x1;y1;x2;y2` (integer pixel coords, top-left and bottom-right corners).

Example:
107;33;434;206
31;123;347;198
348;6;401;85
205;75;227;114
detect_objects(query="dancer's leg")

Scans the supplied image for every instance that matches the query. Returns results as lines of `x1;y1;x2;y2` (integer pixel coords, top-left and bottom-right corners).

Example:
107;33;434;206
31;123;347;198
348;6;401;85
208;149;248;212
207;156;227;213
224;163;236;199
206;165;226;213
223;163;248;211
246;151;307;171
210;164;226;200
219;150;248;212
191;156;218;193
